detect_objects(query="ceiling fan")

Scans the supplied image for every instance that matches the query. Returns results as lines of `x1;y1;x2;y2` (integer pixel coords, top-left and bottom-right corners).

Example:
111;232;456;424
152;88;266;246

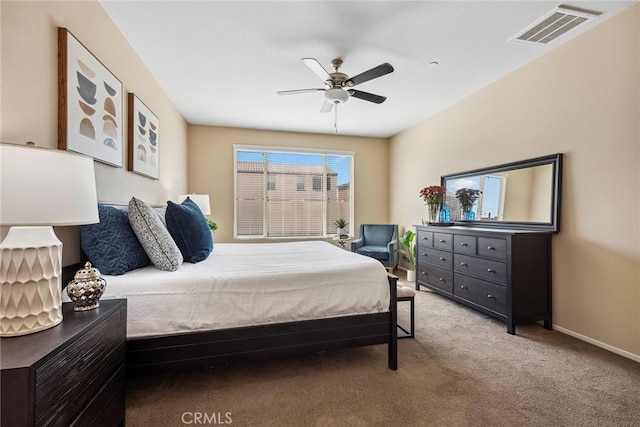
277;58;394;131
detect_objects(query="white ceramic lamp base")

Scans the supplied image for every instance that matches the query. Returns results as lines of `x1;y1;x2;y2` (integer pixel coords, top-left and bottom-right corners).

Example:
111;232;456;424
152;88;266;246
0;226;63;337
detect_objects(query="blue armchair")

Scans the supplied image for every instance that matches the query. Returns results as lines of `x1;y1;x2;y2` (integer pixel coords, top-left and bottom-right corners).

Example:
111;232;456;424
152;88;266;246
350;224;399;271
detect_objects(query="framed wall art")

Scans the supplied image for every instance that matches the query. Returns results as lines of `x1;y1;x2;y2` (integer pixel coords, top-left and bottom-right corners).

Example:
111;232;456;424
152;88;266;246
58;27;123;167
127;93;159;179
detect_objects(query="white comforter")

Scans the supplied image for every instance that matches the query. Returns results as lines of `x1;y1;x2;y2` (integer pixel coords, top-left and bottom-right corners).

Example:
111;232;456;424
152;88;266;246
67;241;390;338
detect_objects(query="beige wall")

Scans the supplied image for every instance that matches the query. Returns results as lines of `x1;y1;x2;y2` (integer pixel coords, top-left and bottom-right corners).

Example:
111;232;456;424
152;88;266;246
1;1;188;264
188;126;388;244
390;5;640;359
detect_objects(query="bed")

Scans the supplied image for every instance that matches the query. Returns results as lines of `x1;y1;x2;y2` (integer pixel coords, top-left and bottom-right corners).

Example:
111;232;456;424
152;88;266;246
63;237;398;376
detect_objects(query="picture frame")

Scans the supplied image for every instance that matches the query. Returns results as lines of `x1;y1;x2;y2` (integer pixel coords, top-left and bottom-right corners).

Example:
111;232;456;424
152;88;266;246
127;93;160;179
58;27;123;167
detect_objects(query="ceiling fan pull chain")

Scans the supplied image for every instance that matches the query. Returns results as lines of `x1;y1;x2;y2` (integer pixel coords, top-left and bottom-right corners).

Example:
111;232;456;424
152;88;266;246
334;102;338;134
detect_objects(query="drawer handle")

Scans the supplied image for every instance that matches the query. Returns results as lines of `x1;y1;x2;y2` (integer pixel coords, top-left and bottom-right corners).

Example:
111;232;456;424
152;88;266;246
487;268;494;273
421;271;427;275
460;242;468;247
460;262;467;267
439;277;445;282
439;239;446;243
422;237;429;240
460;285;467;290
439;257;445;261
422;253;428;257
487;246;495;250
487;294;494;299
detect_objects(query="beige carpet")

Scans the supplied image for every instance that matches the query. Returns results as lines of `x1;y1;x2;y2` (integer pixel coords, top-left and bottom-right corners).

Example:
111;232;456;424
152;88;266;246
126;275;640;426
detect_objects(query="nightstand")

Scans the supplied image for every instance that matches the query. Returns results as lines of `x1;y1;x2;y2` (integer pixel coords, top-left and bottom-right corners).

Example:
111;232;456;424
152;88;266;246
1;299;127;427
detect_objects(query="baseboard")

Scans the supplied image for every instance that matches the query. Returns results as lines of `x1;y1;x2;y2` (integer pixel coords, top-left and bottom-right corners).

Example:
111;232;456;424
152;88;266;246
553;325;640;363
400;263;639;363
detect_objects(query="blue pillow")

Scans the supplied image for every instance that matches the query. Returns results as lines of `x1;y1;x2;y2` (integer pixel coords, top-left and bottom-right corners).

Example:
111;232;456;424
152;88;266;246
165;197;213;263
80;204;150;275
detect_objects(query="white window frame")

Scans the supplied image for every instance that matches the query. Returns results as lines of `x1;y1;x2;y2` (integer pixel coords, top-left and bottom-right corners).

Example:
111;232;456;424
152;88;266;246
233;145;355;240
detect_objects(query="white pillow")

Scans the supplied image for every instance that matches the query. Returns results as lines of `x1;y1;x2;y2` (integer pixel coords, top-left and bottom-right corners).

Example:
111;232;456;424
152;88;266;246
128;197;182;271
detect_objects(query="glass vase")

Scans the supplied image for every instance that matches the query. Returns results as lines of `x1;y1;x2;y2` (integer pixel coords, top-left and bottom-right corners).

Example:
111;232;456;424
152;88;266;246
462;207;475;221
427;203;439;223
439;204;451;223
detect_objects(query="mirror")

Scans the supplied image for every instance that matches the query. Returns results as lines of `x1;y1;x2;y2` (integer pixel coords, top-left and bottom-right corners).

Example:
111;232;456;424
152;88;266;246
441;153;562;232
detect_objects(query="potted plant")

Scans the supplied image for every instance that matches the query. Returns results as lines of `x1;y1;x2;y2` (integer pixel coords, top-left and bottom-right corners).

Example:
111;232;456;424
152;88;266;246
400;230;417;282
455;188;481;220
335;218;348;238
419;185;446;223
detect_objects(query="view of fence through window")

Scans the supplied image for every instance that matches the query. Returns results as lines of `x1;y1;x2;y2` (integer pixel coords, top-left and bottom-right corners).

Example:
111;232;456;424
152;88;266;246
234;148;353;238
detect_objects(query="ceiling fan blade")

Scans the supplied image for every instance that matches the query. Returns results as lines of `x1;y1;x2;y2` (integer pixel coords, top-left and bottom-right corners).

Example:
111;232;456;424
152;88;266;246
320;100;334;113
302;58;332;84
346;63;394;87
349;89;387;104
277;88;325;95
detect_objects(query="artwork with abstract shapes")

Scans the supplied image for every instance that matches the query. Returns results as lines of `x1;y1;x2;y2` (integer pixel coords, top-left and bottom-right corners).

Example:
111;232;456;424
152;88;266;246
58;28;123;167
127;93;159;179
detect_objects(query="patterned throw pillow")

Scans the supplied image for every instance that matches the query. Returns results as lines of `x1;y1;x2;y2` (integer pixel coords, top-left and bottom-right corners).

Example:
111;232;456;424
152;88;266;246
166;197;214;263
80;204;150;275
128;197;183;271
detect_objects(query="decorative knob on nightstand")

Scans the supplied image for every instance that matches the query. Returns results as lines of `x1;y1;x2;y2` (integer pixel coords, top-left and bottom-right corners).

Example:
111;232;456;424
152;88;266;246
66;262;107;312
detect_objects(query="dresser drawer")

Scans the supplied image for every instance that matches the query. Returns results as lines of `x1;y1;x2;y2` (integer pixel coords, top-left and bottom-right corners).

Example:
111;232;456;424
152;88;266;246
478;237;507;260
454;254;507;285
454;234;476;255
453;274;506;315
418;248;453;269
417;230;433;248
417;262;453;294
433;233;453;251
34;308;126;427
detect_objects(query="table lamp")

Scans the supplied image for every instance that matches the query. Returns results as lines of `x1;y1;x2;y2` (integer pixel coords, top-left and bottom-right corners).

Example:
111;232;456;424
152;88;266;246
178;194;211;215
0;143;99;337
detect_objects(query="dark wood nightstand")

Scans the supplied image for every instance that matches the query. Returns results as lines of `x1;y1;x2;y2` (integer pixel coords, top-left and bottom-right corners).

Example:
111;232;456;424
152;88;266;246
1;299;127;427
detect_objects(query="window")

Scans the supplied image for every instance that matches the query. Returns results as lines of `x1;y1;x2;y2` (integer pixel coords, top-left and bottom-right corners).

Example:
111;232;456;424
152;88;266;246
234;146;354;238
444;174;505;221
267;175;276;190
312;175;322;191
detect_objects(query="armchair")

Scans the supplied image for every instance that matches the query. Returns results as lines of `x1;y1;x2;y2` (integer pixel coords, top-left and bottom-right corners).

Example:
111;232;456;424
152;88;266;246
351;224;399;271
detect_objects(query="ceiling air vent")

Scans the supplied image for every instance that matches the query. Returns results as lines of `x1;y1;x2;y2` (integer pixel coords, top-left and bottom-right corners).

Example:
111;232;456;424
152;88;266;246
511;5;601;45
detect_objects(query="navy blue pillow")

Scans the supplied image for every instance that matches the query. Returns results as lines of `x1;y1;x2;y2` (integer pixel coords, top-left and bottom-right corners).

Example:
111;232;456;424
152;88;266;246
165;197;213;263
80;205;150;275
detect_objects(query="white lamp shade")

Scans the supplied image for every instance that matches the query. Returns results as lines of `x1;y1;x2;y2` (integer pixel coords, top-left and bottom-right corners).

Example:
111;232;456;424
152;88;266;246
0;143;99;226
178;194;211;215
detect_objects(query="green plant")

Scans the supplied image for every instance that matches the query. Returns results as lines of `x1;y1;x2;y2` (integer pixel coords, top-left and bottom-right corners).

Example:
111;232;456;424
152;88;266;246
334;218;348;229
207;219;218;232
400;230;417;271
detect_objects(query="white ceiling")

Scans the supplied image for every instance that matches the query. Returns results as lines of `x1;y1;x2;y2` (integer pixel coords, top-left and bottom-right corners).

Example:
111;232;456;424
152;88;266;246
100;1;635;138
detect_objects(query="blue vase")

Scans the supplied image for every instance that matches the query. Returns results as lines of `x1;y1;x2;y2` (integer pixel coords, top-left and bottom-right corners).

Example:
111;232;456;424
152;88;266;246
463;209;475;221
439;204;451;223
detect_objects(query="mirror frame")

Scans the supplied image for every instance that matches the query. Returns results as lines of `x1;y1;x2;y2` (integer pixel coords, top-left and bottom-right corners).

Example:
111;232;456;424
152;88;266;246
441;153;563;232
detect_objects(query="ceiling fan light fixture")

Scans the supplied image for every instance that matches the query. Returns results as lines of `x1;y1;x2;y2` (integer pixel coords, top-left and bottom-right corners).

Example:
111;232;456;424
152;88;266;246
324;88;350;104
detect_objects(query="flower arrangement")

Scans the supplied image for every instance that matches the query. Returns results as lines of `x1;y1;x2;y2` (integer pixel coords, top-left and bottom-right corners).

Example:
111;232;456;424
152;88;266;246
455;188;481;214
419;185;446;222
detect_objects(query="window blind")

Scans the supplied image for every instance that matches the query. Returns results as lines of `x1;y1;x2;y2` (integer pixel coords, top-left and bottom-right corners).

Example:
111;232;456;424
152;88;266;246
234;148;353;239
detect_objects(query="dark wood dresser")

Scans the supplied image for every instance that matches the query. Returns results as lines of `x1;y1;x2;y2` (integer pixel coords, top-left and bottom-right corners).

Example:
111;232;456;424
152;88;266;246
1;299;127;427
415;225;552;334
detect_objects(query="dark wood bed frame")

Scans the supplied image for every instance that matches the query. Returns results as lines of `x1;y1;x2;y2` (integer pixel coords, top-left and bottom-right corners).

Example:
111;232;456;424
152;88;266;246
63;260;398;377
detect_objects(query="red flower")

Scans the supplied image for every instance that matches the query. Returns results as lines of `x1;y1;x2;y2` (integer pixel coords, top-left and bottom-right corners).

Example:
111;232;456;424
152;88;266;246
419;185;446;205
455;188;481;210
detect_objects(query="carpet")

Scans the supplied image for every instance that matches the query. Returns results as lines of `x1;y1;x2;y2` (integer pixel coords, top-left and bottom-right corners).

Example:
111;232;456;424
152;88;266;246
126;276;640;426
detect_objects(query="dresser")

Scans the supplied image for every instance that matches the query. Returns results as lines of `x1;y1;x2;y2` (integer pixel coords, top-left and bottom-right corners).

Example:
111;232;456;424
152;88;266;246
415;225;552;334
1;299;127;427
